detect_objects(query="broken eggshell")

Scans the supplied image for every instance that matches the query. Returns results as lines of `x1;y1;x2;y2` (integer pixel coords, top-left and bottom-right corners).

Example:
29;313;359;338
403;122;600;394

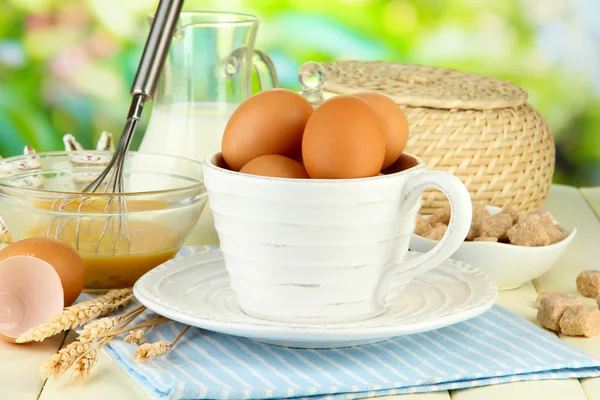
0;256;64;343
0;238;85;307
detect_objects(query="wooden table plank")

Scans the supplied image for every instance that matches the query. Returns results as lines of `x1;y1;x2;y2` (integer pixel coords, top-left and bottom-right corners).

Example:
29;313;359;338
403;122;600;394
0;333;65;400
496;281;538;320
581;377;600;400
581;187;600;220
376;393;451;400
451;380;588;400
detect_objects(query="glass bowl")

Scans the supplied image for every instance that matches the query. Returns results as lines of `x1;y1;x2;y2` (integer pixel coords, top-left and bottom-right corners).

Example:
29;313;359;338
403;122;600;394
0;151;207;290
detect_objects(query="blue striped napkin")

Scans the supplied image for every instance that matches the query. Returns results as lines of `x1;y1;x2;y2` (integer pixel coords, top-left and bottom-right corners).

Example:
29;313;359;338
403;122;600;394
102;248;600;400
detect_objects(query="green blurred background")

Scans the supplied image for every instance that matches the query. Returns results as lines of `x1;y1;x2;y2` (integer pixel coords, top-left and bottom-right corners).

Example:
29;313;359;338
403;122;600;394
0;0;599;186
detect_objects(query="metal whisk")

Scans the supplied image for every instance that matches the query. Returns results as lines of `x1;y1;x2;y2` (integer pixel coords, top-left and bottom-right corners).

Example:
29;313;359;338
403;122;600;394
49;0;184;253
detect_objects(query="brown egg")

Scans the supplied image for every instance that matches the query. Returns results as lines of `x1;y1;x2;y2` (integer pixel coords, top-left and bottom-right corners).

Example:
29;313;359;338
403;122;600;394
0;238;84;306
302;95;386;179
221;88;313;171
353;91;410;170
240;155;309;179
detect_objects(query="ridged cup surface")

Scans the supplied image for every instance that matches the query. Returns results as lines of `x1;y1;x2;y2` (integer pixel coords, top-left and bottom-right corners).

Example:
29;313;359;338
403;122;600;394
204;154;425;324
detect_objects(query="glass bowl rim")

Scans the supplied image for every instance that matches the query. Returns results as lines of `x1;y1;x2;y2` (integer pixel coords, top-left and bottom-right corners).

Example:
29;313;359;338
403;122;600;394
0;150;206;198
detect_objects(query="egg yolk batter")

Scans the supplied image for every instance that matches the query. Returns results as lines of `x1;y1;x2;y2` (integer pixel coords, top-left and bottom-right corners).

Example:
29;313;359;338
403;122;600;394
29;199;183;290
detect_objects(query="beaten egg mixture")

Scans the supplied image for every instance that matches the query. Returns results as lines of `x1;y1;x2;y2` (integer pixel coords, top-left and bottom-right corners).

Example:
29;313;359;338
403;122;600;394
29;199;182;290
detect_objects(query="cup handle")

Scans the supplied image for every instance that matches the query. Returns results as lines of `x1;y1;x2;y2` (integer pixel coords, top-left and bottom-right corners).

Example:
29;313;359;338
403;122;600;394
252;49;279;90
375;170;472;307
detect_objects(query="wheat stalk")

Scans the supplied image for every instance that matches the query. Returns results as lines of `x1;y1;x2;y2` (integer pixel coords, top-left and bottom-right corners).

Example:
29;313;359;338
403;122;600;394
135;341;171;361
135;325;190;362
124;329;146;345
38;293;186;380
41;340;95;379
105;316;169;338
123;316;167;345
71;349;98;380
40;305;146;380
17;288;133;343
77;305;146;342
76;318;120;342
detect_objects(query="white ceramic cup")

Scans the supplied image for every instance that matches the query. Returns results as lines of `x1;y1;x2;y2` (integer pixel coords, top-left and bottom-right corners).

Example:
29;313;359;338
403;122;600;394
203;152;473;324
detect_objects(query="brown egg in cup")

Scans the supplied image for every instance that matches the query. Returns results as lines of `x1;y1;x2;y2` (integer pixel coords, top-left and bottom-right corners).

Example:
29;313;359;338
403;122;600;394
220;88;410;179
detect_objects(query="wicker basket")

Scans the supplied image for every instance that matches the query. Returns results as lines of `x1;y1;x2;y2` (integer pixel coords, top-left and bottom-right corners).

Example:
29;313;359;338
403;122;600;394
320;60;555;214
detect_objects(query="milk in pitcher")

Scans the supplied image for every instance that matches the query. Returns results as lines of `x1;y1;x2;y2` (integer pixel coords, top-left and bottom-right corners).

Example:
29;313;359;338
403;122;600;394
140;102;236;166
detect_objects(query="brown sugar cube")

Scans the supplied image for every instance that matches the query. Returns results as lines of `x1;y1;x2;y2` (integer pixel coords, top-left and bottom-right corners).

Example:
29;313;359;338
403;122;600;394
537;295;582;331
506;217;550;246
479;213;513;241
473;236;499;242
526;209;564;244
414;214;432;236
544;223;565;244
466;222;480;241
425;223;447;240
472;202;491;220
499;208;520;224
466;202;490;241
535;290;578;308
576;270;600;298
559;305;600;337
527;209;556;225
429;207;450;225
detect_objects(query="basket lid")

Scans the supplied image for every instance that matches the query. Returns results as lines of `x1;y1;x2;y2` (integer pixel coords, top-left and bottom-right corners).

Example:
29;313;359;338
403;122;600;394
320;61;528;110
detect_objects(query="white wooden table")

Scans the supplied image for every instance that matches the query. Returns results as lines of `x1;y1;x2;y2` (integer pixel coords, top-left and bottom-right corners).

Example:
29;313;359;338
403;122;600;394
2;184;600;400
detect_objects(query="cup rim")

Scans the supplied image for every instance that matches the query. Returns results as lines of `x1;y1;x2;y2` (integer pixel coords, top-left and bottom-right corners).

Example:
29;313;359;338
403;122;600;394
0;150;205;197
203;151;427;183
149;10;259;27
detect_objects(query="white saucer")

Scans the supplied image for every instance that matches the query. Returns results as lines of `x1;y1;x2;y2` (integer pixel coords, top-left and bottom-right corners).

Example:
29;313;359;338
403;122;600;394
133;248;497;348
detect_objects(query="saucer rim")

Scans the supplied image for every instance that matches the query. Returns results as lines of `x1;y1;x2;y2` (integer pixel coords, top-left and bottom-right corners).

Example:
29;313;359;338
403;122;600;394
133;248;498;342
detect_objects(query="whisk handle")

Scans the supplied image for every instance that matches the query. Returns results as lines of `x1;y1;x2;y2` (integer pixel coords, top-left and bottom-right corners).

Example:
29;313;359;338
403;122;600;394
130;0;184;100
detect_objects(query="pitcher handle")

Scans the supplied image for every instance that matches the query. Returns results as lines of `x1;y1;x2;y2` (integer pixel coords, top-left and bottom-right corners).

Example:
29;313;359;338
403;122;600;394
252;49;279;90
375;171;472;307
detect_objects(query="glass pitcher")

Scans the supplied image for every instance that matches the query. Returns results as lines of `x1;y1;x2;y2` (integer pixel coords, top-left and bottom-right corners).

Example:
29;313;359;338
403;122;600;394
139;11;278;163
137;11;277;246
